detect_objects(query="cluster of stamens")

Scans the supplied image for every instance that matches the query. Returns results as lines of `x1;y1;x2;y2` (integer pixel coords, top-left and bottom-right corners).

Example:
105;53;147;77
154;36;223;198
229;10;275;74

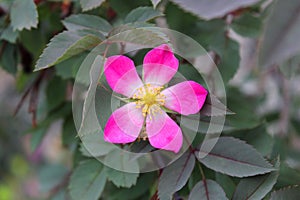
132;84;166;120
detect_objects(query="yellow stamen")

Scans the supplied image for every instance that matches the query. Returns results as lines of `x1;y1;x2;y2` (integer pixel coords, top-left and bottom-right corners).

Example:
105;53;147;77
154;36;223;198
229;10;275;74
132;83;166;120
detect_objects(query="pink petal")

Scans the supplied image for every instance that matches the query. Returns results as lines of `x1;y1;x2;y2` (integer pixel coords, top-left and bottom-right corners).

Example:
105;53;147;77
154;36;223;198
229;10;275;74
146;111;183;153
161;81;208;115
143;44;179;86
104;103;144;143
104;55;143;97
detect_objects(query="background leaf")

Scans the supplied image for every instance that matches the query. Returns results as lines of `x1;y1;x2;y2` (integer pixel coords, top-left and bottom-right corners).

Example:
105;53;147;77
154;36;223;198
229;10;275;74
80;0;106;11
62;14;112;35
124;7;163;23
270;186;300;200
170;0;260;20
10;0;38;31
260;0;300;68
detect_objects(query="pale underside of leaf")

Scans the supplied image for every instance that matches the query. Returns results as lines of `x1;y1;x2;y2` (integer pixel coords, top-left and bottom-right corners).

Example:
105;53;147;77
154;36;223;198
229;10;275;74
170;0;260;20
35;31;102;71
80;0;106;11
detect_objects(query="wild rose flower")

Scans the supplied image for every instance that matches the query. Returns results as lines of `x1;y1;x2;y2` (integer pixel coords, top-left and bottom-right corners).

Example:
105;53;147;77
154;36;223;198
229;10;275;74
103;44;208;153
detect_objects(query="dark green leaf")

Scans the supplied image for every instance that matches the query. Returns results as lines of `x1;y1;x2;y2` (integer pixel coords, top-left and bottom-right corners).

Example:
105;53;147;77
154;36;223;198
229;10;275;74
233;159;279;200
188;179;228;200
62;116;77;147
80;0;106;11
69;159;106;200
10;0;38;31
231;13;262;38
260;0;300;68
46;76;66;111
170;0;260;20
0;43;18;75
35;30;102;71
270;186;300;200
211;38;240;83
55;52;88;79
62;14;112;35
124;7;163;23
197;137;274;177
158;152;195;200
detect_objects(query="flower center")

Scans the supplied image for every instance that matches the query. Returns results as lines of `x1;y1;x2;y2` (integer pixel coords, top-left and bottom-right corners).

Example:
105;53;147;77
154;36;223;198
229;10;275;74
133;84;165;118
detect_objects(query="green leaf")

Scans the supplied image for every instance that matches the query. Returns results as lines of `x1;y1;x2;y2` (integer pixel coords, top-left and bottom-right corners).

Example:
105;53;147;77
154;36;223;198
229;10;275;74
158;152;195;200
124;7;163;23
197;137;274;177
0;25;18;43
170;0;260;20
270;186;300;200
62;14;112;35
231;13;262;38
55;52;88;79
232;158;280;200
277;162;300;188
10;0;38;31
46;76;66;111
62;116;77;147
260;0;300;68
211;38;240;83
35;30;102;71
0;43;18;75
80;0;106;11
69;160;107;200
80;130;115;157
188;179;228;200
104;150;140;188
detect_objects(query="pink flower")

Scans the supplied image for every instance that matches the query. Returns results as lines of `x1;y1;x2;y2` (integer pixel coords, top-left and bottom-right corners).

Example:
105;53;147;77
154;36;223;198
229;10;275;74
103;44;208;153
